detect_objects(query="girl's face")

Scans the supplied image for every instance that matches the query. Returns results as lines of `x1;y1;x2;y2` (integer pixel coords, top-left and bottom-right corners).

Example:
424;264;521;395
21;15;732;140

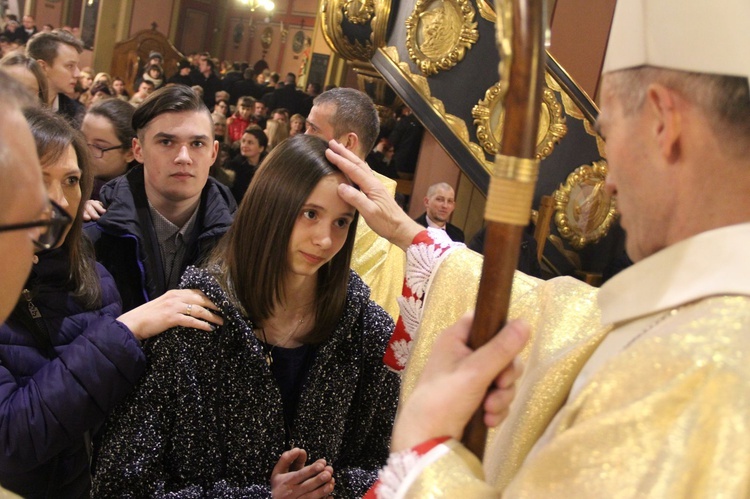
80;73;93;90
42;145;81;247
286;173;355;279
238;103;253;120
112;79;125;94
240;133;264;163
81;113;133;181
290;119;305;135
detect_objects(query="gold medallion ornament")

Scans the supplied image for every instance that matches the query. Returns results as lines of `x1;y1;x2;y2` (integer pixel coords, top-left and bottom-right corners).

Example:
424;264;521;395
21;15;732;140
321;0;392;62
472;82;567;159
405;0;479;76
343;0;375;25
553;160;618;249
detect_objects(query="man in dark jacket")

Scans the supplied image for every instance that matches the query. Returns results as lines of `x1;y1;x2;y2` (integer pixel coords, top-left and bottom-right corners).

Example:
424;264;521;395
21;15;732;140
167;58;194;87
192;53;223;110
388;106;424;178
264;72;312;118
85;85;236;311
26;29;85;127
414;182;465;243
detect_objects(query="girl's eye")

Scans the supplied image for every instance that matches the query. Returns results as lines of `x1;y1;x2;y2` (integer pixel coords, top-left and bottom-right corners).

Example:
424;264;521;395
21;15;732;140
66;176;81;187
302;209;316;220
334;218;351;229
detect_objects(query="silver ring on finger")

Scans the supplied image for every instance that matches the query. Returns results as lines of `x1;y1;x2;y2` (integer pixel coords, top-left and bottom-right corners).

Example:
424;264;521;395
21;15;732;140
186;303;193;317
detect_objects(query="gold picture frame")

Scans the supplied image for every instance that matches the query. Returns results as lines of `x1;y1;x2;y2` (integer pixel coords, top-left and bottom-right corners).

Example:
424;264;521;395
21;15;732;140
472;82;567;159
405;0;479;76
553;160;618;249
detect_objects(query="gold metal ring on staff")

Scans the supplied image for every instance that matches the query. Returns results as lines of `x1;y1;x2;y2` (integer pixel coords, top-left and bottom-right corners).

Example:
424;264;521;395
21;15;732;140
186;304;193;317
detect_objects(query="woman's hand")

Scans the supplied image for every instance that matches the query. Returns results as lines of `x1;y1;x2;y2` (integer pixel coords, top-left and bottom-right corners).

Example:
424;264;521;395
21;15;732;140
325;140;423;251
82;199;106;222
271;448;335;499
117;289;224;341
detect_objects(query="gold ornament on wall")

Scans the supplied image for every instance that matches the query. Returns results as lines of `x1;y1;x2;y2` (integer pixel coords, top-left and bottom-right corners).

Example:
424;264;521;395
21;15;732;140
472;82;567;159
343;0;375;24
405;0;479;76
553;160;618;249
320;0;392;62
261;27;273;49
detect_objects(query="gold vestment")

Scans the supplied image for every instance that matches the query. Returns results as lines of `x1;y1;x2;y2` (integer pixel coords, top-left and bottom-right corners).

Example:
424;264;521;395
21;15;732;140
350;172;404;321
398;223;750;497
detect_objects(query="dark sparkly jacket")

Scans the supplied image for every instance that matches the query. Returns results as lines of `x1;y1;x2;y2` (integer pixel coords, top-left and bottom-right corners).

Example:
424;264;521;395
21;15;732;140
92;266;399;498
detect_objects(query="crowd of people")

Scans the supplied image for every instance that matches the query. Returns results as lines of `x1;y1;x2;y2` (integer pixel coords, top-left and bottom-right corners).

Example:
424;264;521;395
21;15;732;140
1;0;749;497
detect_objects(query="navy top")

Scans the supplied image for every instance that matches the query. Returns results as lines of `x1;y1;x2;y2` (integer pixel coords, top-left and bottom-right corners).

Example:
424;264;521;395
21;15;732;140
265;342;317;442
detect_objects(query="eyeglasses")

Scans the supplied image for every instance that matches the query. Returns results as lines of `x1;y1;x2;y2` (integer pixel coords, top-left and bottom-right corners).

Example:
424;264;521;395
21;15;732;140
87;143;124;159
0;200;72;250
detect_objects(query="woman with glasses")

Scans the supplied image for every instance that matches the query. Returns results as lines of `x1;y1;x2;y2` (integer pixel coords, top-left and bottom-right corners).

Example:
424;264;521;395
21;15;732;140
81;98;139;201
0;108;223;498
93;135;399;497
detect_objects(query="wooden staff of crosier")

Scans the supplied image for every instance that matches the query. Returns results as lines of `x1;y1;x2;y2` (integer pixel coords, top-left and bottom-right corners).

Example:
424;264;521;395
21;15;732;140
460;0;546;459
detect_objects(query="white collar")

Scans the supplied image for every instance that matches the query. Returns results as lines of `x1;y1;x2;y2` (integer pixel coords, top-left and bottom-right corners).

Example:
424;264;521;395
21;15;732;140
598;222;750;325
425;213;446;230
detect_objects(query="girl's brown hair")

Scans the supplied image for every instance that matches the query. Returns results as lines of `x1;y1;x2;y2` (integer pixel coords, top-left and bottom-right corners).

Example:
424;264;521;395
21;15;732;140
24;107;101;309
211;134;358;343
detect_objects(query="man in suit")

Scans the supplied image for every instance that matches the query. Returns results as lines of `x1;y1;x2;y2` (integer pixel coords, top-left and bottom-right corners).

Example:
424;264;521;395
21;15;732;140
414;182;465;242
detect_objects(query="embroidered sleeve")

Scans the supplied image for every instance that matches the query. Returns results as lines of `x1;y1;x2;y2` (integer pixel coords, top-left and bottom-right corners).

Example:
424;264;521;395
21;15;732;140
382;228;464;371
364;437;452;499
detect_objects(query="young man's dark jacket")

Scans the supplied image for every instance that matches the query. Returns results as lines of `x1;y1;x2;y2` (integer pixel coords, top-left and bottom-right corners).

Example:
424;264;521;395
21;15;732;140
84;166;236;312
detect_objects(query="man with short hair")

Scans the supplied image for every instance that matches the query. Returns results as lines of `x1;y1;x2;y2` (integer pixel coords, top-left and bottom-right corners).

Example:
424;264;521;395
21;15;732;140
129;79;155;106
414;182;464;242
19;15;38;43
0;71;49;326
86;85;236;312
358;0;750;496
252;100;267;129
26;29;84;125
270;107;289;126
306;87;404;319
193;52;222;109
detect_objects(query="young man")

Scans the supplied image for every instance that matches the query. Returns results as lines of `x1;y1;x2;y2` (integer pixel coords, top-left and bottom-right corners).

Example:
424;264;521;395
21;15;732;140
86;85;236;311
129;80;155;106
305;87;404;320
26;29;84;126
414;182;464;243
349;0;750;496
193;53;222;109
